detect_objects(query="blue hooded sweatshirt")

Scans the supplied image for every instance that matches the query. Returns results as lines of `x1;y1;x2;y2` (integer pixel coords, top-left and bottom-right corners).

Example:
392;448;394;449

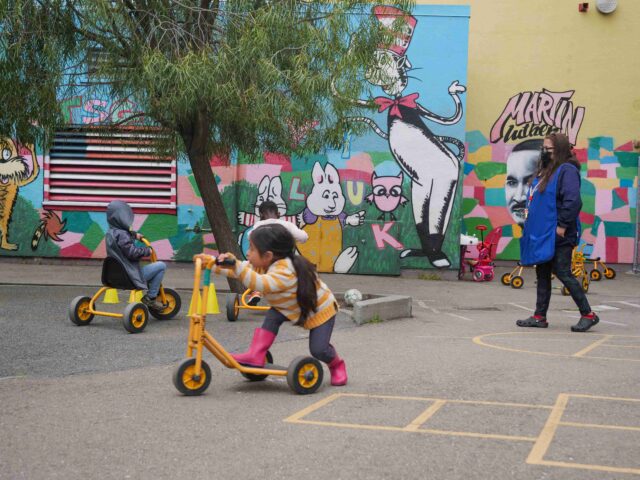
520;162;582;266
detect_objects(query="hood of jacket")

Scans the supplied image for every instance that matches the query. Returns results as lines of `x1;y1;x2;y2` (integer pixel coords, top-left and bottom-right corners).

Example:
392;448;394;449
107;200;134;231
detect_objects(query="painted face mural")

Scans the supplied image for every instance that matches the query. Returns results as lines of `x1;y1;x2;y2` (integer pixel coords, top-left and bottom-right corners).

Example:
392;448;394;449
505;139;542;227
342;5;467;269
0;138;39;250
366;170;407;221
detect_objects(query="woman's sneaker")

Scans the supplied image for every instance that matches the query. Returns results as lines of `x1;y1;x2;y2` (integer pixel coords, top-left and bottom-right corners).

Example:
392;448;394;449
571;313;600;332
516;315;549;328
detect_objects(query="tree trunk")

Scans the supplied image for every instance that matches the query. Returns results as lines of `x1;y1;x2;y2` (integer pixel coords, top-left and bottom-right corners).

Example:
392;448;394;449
182;113;245;294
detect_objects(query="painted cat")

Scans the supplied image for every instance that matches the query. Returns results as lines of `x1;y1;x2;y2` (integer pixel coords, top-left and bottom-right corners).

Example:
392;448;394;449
0;138;39;250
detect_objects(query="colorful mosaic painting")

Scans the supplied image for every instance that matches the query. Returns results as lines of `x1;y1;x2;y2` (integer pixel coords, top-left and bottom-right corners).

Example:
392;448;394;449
462;131;638;263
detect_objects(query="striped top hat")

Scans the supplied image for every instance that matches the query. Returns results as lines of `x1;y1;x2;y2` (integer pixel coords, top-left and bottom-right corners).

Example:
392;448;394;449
372;5;417;56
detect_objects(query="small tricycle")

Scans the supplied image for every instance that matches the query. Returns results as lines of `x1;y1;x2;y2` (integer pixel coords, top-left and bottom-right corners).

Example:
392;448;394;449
225;288;269;322
561;243;590;296
68;238;182;333
173;254;324;396
459;225;500;282
500;262;531;289
583;243;616;281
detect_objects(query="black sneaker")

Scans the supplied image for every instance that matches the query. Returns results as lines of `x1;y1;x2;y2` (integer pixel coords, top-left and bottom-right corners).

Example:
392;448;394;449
571;313;600;332
142;295;164;312
516;316;549;328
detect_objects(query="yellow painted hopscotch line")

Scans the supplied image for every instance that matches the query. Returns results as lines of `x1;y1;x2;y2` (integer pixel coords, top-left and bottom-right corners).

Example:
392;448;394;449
527;393;640;475
286;392;640;476
285;392;552;442
572;335;614;357
473;332;640;362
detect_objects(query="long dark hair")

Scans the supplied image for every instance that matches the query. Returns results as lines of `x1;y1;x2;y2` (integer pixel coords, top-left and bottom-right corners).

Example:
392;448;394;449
250;224;318;326
537;132;580;192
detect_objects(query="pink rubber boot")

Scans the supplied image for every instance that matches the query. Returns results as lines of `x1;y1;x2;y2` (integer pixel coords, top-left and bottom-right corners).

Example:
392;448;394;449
328;355;348;386
232;328;276;367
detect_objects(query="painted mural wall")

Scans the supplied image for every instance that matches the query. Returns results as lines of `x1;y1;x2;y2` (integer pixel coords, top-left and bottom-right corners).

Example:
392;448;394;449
0;5;471;275
429;0;640;264
3;1;639;267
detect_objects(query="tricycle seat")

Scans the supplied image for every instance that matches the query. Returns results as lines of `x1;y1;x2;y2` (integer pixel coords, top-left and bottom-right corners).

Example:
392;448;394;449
101;256;137;290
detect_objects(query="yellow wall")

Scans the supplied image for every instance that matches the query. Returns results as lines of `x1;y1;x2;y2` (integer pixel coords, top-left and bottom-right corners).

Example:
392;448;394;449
418;0;640;141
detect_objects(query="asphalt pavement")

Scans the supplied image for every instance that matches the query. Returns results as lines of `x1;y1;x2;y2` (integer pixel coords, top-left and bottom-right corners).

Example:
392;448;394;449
1;259;639;480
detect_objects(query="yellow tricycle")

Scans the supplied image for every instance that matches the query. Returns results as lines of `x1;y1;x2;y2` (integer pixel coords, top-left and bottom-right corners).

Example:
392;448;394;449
225;288;270;322
500;262;532;289
68;238;182;333
561;243;590;296
173;254;324;396
584;244;616;281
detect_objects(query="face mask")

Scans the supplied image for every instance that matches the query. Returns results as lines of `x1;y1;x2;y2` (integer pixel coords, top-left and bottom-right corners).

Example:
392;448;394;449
540;150;552;167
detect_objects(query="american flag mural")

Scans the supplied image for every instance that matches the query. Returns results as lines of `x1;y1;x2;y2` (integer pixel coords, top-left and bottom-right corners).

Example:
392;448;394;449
44;127;176;214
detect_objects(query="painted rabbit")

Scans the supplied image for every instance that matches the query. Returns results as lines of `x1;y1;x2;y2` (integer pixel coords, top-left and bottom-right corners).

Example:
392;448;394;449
237;175;297;258
296;162;364;273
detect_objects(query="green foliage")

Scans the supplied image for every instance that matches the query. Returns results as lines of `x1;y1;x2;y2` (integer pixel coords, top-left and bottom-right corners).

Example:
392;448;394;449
1;0;414;157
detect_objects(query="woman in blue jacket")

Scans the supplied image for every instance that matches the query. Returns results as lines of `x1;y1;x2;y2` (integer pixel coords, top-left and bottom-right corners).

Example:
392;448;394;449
517;133;599;332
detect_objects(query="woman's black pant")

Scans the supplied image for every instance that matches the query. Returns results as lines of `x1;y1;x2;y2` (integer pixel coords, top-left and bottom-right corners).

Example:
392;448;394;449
535;244;591;317
261;308;337;363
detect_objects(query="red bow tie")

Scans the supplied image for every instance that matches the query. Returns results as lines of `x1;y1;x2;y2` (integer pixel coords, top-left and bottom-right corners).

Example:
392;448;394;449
374;93;419;119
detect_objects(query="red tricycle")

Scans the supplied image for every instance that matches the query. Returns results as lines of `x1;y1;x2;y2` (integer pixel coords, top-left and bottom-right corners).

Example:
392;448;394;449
459;226;501;282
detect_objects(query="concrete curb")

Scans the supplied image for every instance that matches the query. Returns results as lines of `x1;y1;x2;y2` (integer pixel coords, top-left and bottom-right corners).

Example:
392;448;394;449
339;294;413;326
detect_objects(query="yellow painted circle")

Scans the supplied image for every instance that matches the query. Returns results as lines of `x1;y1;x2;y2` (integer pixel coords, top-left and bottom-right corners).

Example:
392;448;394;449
297;363;319;388
77;300;92;321
511;277;523;288
131;307;147;328
182;364;207;390
473;332;640;362
234;297;240;317
605;269;615;279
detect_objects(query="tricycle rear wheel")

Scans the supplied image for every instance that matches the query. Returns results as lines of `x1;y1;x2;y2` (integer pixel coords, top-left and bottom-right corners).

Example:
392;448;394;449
150;287;182;320
510;276;524;289
69;296;94;326
287;356;323;395
241;351;274;381
123;302;149;333
226;294;240;322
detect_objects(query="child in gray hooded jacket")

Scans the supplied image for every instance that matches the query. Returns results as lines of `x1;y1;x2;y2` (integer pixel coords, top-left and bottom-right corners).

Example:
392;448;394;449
105;200;165;311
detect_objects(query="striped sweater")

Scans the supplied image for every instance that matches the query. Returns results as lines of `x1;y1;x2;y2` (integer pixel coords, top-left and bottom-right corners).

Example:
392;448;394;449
213;257;337;330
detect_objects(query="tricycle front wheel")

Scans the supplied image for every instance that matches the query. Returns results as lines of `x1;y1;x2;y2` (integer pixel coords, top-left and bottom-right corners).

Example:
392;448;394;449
173;358;212;396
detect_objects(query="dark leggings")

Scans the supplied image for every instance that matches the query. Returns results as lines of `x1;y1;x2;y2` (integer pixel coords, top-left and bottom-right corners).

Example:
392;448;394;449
535;244;592;317
261;308;337;363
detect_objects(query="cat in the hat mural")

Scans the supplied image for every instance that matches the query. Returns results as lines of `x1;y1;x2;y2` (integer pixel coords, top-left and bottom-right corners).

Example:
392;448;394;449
340;5;466;268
